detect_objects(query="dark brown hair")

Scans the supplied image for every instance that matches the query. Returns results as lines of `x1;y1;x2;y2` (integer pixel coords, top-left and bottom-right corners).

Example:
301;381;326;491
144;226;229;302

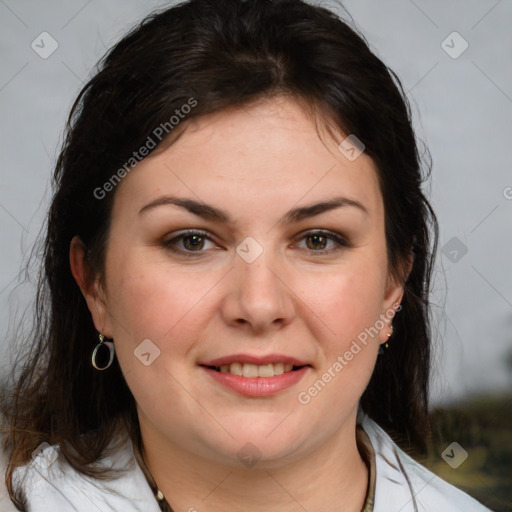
1;0;438;508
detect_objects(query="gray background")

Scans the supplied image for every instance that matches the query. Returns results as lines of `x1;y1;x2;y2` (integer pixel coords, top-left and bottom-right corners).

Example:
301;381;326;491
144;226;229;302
1;0;511;404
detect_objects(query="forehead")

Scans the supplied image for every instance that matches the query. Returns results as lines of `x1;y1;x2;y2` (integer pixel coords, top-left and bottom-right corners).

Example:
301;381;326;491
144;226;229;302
112;97;383;222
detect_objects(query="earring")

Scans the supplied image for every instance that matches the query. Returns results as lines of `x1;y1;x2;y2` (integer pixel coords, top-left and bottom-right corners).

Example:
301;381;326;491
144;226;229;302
91;333;115;370
378;324;393;355
386;324;393;347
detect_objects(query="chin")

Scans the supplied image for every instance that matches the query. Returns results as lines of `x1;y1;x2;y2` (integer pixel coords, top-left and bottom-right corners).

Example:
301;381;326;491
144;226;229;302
233;421;309;457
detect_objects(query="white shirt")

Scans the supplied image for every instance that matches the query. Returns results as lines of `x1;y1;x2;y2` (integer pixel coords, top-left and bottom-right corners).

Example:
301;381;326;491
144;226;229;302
2;415;493;512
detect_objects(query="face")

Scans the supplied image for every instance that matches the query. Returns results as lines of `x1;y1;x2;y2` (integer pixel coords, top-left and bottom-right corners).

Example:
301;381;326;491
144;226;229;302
78;96;404;468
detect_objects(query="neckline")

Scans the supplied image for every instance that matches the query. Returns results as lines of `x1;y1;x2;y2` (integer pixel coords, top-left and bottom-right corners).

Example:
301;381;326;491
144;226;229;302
133;425;376;512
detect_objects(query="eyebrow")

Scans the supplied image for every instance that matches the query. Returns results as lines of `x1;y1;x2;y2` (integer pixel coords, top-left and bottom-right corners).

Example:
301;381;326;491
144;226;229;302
138;195;368;223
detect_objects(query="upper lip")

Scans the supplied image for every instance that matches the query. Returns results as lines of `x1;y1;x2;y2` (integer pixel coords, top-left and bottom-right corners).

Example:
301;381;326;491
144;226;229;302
200;354;311;367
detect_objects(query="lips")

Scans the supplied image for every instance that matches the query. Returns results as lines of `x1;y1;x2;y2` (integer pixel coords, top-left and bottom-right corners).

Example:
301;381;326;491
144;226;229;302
199;353;312;396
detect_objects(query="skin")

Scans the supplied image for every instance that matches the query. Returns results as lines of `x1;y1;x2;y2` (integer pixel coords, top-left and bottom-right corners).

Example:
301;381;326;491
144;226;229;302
71;96;407;512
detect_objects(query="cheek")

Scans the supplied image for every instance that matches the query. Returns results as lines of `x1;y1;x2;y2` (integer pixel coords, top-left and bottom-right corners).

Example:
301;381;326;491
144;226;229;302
297;271;381;421
104;255;212;412
103;250;220;373
294;257;386;408
301;260;387;345
108;250;205;332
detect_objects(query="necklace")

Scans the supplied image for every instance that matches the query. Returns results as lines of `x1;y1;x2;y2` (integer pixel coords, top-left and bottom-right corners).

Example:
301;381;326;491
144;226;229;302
154;489;169;511
132;441;174;511
133;427;375;512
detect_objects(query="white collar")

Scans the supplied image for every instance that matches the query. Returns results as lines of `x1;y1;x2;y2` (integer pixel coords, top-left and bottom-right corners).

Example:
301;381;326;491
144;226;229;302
8;416;491;512
359;414;491;512
12;435;159;512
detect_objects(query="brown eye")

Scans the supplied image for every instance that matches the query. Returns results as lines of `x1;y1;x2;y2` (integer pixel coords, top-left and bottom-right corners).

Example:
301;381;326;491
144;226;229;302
295;230;350;255
305;234;328;251
161;230;217;256
182;234;205;251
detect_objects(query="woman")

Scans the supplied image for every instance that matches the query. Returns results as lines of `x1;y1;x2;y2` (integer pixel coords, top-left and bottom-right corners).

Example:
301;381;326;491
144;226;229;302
0;0;493;510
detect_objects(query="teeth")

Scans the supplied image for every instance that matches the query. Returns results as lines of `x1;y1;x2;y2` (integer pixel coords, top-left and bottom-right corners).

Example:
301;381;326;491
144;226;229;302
258;364;274;377
273;363;285;375
242;364;259;378
216;362;298;377
229;362;242;375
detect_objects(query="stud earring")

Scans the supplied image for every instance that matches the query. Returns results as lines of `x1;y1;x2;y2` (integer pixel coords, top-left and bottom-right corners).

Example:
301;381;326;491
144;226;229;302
386;324;393;346
378;324;393;355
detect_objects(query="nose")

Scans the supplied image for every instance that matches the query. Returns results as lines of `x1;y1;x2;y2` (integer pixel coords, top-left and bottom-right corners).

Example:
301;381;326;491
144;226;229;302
220;247;296;334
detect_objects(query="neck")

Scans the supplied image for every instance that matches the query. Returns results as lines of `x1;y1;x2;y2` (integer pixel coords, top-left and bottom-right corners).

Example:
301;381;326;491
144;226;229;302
138;415;368;512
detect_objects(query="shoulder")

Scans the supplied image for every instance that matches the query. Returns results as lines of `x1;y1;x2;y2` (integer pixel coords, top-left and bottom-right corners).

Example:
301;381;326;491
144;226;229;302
7;435;160;512
359;414;493;512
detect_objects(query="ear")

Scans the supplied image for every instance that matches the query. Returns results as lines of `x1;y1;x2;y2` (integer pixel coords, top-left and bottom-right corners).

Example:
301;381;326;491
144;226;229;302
69;235;113;338
379;250;413;343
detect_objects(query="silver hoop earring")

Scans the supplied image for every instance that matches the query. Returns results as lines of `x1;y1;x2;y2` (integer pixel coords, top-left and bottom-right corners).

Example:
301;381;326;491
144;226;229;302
91;333;115;370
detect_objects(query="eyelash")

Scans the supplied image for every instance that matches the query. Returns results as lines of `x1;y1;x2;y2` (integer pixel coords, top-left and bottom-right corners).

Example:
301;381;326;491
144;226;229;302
161;229;351;257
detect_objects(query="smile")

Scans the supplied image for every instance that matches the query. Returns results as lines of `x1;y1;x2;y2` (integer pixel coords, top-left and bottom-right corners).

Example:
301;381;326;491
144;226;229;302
205;362;307;378
199;354;312;396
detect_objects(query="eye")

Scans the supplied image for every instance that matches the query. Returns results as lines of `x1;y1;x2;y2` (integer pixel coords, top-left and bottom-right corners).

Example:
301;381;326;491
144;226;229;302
294;230;350;255
161;229;349;257
161;230;218;256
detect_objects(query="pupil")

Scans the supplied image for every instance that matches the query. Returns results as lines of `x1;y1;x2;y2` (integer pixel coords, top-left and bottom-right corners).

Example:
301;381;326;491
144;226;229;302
307;235;326;250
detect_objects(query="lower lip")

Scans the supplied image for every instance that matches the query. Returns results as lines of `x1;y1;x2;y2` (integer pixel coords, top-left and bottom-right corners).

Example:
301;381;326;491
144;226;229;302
201;366;310;397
